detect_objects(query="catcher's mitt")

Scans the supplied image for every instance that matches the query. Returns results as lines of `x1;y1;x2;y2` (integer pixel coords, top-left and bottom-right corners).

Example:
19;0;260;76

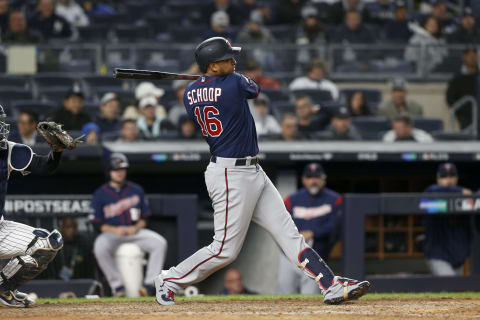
37;122;83;151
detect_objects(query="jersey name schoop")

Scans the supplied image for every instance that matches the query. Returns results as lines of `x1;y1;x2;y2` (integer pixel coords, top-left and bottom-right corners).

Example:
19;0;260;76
183;73;260;158
187;87;222;105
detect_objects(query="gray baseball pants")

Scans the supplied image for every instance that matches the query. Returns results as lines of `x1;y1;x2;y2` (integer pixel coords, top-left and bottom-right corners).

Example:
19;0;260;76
94;228;167;291
162;159;314;292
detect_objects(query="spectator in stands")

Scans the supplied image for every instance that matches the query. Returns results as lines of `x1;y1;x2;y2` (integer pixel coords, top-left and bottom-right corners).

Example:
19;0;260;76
243;60;281;90
404;16;447;72
56;0;89;27
91;152;167;297
384;0;412;43
275;0;307;25
383;114;434;142
136;96;175;140
289;60;339;100
237;10;275;44
329;0;371;25
0;0;9;37
168;80;188;126
251;93;281;138
117;119;141;143
54;217;95;280
177;115;200;140
321;106;362;140
379;77;424;120
296;6;326;45
220;268;257;295
9;109;42;146
82;0;115;16
330;10;376;44
81;122;100;145
29;0;73;40
203;0;238;25
52;90;91;131
447;8;479;44
430;0;456;35
236;0;262;26
423;163;472;276
278;162;341;294
4;10;42;43
446;48;479;130
280;114;301;141
95;92;121;138
135;81;167;119
295;95;330;137
347;91;372;116
203;10;234;41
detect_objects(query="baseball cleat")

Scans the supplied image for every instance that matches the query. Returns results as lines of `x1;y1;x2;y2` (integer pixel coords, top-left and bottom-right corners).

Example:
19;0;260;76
154;275;175;306
0;290;28;308
12;290;35;306
323;276;370;305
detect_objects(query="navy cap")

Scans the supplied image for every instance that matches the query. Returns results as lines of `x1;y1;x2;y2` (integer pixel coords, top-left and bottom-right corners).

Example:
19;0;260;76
437;162;457;178
463;7;474;17
110;152;129;170
334;106;351;119
64;89;84;99
303;162;325;177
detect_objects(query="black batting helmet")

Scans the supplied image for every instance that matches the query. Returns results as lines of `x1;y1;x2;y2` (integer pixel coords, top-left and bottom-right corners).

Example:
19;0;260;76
195;37;241;73
109;152;129;170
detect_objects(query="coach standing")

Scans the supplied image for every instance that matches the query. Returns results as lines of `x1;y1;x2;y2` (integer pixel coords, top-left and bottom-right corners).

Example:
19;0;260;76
90;152;167;296
277;163;341;294
423;163;472;276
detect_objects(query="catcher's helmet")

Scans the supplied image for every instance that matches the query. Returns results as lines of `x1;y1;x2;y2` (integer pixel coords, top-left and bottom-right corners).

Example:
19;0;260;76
109;152;129;170
195;37;241;73
0;105;10;150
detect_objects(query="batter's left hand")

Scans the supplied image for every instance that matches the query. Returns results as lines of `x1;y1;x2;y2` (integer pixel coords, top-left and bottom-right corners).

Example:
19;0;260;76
300;230;314;241
125;226;138;236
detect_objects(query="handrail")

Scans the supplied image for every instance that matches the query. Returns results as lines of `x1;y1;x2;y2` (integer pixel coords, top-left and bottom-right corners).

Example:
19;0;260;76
449;95;478;136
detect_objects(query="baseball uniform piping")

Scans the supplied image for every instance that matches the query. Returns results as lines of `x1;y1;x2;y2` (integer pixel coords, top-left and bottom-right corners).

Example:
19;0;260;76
164;168;229;282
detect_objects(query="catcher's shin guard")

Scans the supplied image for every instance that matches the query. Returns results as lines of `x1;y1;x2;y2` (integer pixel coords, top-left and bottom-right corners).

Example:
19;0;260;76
297;247;335;290
0;229;63;291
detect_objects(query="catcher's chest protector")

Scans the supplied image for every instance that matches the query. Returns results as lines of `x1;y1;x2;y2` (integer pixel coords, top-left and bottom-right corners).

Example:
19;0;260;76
0;149;7;213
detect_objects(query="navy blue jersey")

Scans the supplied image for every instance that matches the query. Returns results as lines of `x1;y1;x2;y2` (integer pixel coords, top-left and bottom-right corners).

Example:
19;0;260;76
423;184;472;267
284;187;341;259
184;72;260;158
90;181;151;226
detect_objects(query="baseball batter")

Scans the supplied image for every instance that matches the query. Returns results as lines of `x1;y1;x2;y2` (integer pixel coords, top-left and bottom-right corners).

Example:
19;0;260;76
154;37;370;305
0;107;78;307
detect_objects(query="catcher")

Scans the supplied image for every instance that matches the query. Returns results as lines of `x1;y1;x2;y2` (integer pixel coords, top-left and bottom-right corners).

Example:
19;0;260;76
0;105;82;307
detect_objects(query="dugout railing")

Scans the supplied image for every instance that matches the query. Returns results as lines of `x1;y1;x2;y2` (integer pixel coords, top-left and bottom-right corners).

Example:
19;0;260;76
343;193;480;292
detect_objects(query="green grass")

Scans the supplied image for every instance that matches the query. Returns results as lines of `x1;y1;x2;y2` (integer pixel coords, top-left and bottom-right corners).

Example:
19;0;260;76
37;292;480;304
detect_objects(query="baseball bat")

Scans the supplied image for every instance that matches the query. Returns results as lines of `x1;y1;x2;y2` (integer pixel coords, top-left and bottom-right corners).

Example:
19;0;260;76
113;68;200;81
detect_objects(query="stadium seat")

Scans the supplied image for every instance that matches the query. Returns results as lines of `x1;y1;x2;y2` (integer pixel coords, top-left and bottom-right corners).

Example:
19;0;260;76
261;89;291;103
33;74;78;91
77;25;111;42
0;88;34;107
432;131;476;141
115;25;151;42
60;60;95;73
0;76;33;90
12;100;57;120
352;116;391;140
90;13;132;27
40;88;75;104
413;117;444;133
82;75;131;99
291;89;333;104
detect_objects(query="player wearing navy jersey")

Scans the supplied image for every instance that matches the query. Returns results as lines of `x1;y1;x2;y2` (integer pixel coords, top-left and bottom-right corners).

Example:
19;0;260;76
90;153;167;297
154;37;369;305
278;163;341;294
0;105;66;307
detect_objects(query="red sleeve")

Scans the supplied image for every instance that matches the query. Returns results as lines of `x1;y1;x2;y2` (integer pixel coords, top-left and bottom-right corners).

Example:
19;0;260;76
334;195;343;206
284;196;292;213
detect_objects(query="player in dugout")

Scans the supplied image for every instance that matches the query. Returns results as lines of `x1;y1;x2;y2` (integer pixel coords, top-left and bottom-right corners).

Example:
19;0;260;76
277;163;341;294
90;152;168;297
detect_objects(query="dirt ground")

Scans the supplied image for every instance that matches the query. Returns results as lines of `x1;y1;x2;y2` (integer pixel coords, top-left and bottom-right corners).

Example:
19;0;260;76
3;298;480;320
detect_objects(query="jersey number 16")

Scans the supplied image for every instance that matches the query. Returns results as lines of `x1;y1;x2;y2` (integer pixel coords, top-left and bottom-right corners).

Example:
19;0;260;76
194;106;223;137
